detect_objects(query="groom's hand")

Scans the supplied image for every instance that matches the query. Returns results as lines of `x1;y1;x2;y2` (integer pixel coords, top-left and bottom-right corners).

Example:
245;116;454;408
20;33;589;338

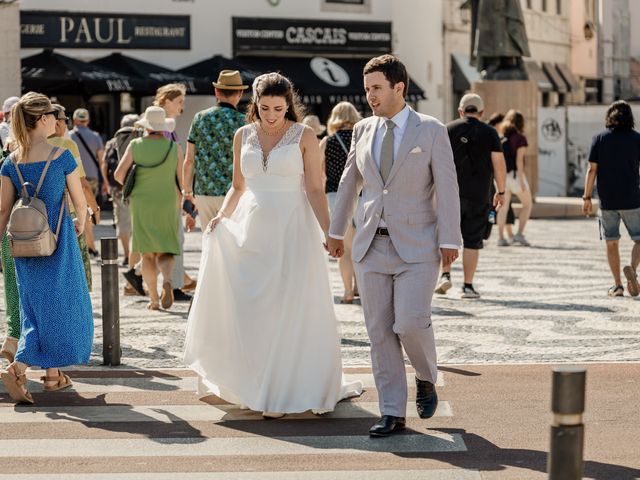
326;237;345;258
440;248;458;267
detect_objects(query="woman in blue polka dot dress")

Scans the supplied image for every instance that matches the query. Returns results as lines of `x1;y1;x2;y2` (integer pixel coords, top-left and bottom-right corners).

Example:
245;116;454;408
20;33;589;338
0;92;93;404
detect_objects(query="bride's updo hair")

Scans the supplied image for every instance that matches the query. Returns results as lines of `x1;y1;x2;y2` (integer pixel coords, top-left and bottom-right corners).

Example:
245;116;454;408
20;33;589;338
246;72;304;124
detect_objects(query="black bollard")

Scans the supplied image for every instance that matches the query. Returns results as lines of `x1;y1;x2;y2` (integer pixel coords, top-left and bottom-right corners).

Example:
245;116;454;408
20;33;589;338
101;237;121;366
548;366;586;480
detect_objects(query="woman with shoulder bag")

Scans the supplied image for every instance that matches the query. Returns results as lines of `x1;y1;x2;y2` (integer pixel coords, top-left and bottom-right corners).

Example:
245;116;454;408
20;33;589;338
0;92;93;404
114;106;182;311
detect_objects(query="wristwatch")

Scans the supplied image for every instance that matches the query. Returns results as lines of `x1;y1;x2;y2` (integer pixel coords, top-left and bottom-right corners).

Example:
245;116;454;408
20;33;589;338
181;189;193;196
582;196;591;201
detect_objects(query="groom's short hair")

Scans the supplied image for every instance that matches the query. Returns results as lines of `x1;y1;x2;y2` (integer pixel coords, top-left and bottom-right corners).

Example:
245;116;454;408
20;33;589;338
363;55;409;97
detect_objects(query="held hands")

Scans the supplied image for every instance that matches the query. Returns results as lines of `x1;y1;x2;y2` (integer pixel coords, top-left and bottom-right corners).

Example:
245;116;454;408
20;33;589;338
325;236;344;258
440;248;458;267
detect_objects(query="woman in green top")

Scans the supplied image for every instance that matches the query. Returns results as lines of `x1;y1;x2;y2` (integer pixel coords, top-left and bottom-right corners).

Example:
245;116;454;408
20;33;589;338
115;106;183;311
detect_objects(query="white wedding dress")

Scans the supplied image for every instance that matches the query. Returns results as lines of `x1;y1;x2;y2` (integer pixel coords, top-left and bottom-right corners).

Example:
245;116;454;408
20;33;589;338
184;122;362;413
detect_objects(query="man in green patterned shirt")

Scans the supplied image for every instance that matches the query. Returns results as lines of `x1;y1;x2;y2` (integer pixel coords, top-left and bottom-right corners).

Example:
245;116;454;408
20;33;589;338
183;70;247;230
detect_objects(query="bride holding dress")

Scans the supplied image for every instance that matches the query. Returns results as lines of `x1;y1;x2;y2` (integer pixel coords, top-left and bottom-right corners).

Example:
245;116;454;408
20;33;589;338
183;73;362;416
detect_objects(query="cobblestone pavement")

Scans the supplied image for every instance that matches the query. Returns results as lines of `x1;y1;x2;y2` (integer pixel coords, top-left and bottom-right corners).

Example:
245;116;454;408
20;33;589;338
30;217;640;368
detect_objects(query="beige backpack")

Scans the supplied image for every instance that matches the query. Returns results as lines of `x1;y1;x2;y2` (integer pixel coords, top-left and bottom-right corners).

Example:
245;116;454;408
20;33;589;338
7;147;67;257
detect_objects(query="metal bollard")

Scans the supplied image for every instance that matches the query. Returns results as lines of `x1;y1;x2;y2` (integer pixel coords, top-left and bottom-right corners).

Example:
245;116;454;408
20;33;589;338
100;237;121;366
548;366;586;480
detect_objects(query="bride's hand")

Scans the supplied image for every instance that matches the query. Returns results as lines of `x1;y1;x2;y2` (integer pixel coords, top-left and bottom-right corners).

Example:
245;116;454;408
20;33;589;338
205;211;228;233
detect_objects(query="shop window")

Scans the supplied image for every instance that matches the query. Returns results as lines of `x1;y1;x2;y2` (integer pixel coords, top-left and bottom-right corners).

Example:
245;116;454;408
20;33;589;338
542;91;550;107
557;92;566;106
321;0;371;13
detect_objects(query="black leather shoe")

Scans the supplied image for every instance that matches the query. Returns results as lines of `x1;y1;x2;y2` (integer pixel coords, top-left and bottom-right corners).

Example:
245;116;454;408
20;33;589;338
369;415;406;437
123;268;145;296
173;289;192;302
416;377;438;419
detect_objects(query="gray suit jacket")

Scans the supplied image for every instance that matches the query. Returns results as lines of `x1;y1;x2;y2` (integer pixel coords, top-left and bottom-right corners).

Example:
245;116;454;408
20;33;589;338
329;108;461;264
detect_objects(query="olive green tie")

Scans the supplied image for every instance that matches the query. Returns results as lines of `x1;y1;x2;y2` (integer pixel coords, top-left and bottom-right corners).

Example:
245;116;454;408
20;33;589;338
380;119;395;183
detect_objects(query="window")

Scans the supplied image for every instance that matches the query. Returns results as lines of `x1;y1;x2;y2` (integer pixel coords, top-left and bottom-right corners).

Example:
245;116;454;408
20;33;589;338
556;0;561;14
542;0;547;11
527;0;532;8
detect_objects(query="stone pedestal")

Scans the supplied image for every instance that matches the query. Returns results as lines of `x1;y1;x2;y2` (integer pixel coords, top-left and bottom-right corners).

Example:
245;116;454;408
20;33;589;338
471;80;539;195
0;3;21;104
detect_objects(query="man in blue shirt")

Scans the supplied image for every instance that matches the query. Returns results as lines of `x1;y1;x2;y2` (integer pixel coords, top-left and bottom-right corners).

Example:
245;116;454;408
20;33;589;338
583;100;640;297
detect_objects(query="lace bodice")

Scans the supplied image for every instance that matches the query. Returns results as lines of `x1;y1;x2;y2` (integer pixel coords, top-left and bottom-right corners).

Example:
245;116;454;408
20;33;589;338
241;123;305;182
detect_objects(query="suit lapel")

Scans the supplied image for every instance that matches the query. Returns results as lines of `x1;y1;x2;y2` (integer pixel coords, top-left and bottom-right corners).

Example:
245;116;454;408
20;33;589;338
364;118;384;187
386;109;420;185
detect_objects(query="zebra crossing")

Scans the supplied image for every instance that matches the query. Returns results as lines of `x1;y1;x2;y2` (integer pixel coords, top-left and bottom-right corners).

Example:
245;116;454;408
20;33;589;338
0;368;481;478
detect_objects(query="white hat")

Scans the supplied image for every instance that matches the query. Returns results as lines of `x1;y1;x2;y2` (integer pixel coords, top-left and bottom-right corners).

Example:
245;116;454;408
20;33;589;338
136;106;175;132
2;96;19;114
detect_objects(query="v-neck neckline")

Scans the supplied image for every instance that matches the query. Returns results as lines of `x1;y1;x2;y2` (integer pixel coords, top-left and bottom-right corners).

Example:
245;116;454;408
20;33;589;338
253;121;295;160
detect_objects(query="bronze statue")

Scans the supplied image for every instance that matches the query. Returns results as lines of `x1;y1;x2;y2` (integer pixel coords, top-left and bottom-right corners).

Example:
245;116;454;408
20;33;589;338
464;0;531;80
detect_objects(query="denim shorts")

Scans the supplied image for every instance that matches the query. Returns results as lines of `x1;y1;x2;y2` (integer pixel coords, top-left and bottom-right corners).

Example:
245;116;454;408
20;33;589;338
599;208;640;241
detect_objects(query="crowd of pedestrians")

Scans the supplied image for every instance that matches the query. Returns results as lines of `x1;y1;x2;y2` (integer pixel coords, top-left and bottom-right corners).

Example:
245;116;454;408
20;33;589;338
0;59;638;407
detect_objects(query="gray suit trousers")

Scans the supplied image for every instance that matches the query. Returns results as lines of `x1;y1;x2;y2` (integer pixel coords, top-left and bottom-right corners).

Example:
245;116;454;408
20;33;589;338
354;235;439;418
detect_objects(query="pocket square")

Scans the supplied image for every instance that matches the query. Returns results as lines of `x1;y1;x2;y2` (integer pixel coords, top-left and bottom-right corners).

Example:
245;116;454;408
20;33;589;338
409;146;423;153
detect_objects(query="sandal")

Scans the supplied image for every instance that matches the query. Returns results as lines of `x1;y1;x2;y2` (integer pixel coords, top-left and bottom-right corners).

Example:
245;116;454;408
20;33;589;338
623;266;639;297
161;281;174;309
0;337;18;363
40;369;73;392
1;363;34;404
147;301;160;310
182;279;197;292
608;285;624;297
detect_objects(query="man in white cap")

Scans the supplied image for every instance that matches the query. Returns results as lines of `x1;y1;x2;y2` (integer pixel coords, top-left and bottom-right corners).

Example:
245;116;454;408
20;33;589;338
0;96;19;153
69;108;105;257
435;93;506;299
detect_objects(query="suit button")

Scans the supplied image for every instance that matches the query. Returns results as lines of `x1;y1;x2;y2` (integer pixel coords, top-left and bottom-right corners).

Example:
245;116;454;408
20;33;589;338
383;189;388;194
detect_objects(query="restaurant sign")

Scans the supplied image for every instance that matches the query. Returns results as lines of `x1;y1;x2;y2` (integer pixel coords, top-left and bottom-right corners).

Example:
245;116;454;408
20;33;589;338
21;11;190;49
233;17;391;56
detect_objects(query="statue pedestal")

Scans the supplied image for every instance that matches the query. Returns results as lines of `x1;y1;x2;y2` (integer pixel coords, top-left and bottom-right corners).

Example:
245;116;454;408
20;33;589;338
471;80;539;195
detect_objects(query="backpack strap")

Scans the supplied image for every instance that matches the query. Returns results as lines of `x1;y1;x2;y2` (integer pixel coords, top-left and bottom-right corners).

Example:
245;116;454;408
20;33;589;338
34;147;60;197
53;190;68;240
10;152;30;199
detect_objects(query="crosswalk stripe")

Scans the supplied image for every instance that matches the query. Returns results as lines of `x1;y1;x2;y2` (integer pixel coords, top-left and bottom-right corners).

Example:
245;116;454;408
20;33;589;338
0;471;482;480
0;401;452;423
0;372;443;393
0;433;467;457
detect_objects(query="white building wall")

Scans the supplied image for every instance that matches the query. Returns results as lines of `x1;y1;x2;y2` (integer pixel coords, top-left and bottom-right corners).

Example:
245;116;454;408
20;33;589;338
392;0;444;120
0;2;21;103
19;0;392;69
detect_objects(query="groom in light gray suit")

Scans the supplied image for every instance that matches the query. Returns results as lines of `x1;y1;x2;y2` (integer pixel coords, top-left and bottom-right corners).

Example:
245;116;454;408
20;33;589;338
327;55;461;437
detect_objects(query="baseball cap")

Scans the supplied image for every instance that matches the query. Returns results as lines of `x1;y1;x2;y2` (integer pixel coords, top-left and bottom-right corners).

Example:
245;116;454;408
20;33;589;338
459;93;484;113
2;96;19;114
73;108;90;121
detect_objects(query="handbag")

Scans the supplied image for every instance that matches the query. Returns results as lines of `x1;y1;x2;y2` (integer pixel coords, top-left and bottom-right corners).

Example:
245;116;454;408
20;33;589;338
123;141;174;200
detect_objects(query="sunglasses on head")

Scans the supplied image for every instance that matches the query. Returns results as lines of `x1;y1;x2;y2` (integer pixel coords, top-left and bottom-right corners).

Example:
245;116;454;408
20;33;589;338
42;110;57;119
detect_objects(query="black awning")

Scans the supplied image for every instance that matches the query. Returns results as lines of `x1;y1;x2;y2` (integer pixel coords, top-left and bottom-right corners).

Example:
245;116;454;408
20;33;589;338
238;56;426;104
91;53;211;95
21;49;145;96
178;55;261;90
525;60;553;92
542;62;568;93
451;54;482;93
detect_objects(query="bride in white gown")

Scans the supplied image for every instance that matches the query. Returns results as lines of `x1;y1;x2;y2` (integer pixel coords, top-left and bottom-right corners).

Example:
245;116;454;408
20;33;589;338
184;73;362;416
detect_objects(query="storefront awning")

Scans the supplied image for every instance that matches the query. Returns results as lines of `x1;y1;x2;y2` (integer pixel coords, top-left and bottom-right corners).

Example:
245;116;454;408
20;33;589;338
542;62;568;93
237;56;426;104
21;49;145;96
524;60;553;92
451;54;482;92
556;63;580;92
178;55;261;90
91;53;210;95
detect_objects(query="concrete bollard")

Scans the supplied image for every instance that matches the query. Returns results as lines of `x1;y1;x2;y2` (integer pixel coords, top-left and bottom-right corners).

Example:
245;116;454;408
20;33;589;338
548;366;586;480
100;237;121;366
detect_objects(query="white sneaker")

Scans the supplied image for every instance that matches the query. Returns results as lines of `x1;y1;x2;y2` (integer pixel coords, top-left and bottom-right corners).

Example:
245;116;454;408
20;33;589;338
434;275;452;294
262;411;285;419
512;233;530;246
497;238;510;247
461;285;480;299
